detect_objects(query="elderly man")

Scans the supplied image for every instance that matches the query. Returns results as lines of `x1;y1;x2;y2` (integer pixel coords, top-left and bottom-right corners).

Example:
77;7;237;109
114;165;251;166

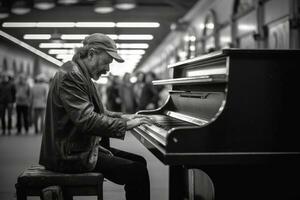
39;33;153;200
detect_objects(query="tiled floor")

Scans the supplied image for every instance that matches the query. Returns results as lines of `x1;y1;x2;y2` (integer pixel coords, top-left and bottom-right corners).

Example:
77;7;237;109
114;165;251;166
0;128;168;200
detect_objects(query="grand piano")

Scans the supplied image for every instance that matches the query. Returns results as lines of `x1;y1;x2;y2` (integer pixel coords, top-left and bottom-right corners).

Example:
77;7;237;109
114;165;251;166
130;49;300;200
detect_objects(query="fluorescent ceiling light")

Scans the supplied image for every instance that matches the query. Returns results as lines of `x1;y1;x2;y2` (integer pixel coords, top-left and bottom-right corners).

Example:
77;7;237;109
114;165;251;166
56;54;73;59
53;54;73;59
40;42;148;49
49;49;75;54
2;22;160;28
118;50;145;55
39;43;83;48
36;22;75;27
117;43;148;49
118;34;153;40
119;55;142;59
2;22;36;27
116;22;160;28
106;35;118;40
61;34;89;40
60;34;118;40
24;34;51;40
61;34;154;40
76;22;115;27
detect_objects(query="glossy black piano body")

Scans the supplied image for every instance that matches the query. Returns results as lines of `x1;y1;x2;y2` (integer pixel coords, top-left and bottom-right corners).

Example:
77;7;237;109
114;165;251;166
131;49;300;200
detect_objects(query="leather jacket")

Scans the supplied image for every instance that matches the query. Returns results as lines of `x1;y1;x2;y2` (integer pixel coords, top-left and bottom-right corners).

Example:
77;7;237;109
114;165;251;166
39;59;127;173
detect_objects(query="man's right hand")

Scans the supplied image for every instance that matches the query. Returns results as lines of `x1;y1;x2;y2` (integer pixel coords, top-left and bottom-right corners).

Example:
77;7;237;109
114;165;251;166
126;117;154;130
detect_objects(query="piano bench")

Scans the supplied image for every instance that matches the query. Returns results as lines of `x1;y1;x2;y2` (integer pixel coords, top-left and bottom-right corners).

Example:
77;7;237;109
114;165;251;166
15;165;104;200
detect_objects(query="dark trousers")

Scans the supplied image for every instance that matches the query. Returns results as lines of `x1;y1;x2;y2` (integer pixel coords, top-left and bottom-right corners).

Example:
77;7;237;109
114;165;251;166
0;103;14;133
94;147;150;200
33;108;45;133
16;105;29;133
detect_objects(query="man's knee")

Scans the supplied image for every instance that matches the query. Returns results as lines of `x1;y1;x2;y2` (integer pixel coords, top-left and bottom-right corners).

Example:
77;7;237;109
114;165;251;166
131;162;148;179
137;156;147;166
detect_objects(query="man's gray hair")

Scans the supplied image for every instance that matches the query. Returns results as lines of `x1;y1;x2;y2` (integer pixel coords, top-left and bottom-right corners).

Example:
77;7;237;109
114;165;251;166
72;45;105;61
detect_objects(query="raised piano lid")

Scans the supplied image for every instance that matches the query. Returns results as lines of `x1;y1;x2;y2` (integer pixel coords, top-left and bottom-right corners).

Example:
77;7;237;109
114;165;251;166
150;49;229;126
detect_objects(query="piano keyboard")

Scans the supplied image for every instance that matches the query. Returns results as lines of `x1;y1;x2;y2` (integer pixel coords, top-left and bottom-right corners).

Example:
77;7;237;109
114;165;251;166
137;115;198;146
150;114;196;130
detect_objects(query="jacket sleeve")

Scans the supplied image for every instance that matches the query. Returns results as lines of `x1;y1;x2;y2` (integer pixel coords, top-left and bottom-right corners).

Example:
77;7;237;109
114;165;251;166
104;108;124;118
59;71;126;138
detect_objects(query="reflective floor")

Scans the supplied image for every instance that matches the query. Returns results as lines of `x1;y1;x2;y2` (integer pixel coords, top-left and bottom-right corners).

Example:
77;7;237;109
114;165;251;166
0;128;168;200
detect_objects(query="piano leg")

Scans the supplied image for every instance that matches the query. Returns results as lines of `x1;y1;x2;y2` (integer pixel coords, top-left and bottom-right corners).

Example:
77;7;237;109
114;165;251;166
169;165;187;200
189;164;300;200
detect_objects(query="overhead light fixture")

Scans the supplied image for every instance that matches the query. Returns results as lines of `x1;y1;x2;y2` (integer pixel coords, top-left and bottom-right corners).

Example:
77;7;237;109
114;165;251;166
0;2;10;19
61;34;89;40
118;50;145;55
117;43;149;49
75;22;115;28
37;22;75;27
116;22;160;28
2;22;160;28
57;0;79;5
56;54;73;60
11;0;31;15
49;49;75;55
24;34;52;40
34;0;55;10
2;22;36;27
118;34;153;40
60;34;118;40
115;0;136;10
39;43;83;48
94;0;114;14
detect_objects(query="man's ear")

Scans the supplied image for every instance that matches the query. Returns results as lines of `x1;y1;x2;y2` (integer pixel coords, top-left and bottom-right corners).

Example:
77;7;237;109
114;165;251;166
88;48;96;59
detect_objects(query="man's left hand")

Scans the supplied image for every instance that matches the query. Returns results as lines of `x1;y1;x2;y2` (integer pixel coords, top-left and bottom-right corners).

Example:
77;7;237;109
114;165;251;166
121;114;152;121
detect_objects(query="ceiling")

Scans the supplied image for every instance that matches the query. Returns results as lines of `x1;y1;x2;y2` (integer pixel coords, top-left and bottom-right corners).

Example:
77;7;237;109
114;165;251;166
0;0;198;76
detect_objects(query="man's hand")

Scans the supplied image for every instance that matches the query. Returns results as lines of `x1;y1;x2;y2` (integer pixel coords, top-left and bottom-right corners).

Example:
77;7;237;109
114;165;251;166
126;117;154;130
122;114;152;121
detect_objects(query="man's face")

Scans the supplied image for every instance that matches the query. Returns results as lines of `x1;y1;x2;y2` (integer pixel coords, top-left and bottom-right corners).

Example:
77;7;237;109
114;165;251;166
89;50;113;80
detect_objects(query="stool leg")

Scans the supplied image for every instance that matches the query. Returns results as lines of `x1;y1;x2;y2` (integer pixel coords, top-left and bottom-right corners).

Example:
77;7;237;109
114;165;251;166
15;183;26;200
97;182;103;200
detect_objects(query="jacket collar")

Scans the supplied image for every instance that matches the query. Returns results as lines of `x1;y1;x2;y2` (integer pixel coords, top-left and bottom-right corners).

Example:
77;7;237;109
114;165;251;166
73;58;104;112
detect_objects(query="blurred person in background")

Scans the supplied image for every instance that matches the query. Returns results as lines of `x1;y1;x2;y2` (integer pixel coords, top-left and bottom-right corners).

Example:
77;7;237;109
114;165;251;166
132;71;145;111
39;33;153;200
119;72;136;114
105;75;122;112
138;71;159;110
31;74;49;134
0;71;16;135
15;74;31;134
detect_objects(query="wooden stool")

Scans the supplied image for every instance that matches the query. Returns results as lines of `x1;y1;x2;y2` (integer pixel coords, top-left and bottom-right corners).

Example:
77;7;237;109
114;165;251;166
15;165;103;200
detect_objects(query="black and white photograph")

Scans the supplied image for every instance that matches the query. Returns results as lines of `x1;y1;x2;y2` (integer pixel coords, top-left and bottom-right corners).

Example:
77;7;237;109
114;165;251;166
1;0;300;199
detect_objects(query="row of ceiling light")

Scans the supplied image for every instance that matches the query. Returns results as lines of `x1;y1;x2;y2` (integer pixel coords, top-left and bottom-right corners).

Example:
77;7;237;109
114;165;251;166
22;33;153;40
2;22;160;28
0;0;137;19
